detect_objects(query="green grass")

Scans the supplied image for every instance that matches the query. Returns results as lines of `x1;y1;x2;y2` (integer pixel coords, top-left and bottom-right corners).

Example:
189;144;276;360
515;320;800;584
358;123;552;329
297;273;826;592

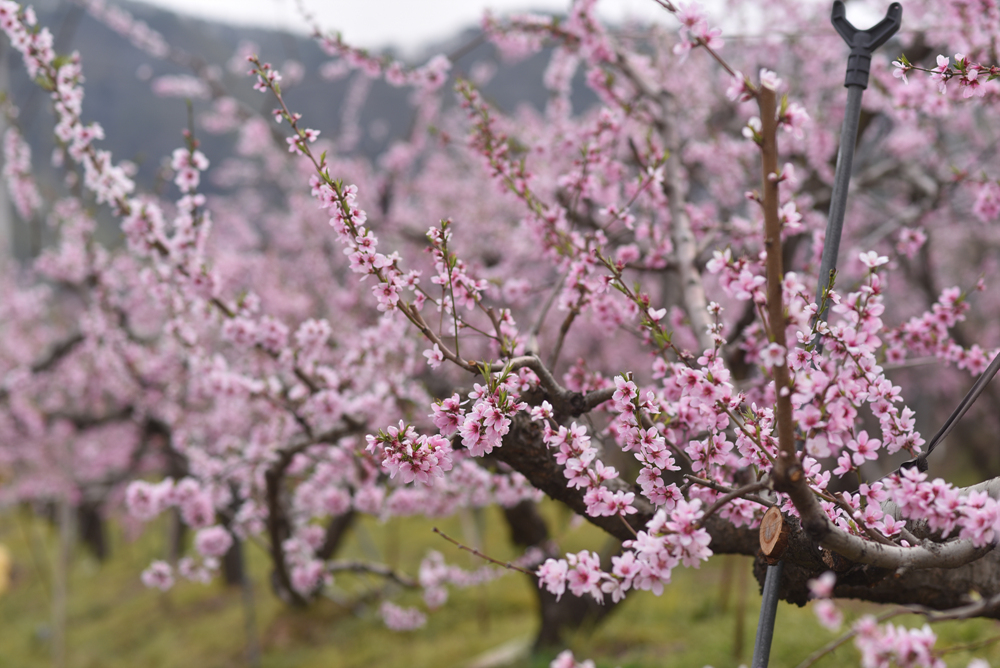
1;504;998;668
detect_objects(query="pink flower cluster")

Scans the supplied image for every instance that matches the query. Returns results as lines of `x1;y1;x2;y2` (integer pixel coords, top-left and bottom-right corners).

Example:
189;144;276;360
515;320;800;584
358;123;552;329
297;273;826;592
608;375;684;508
282;533;329;596
894;52;1000;99
886;467;1000;547
315;30;451;93
365;421;454;485
135;496;229;590
141;560;174;591
459;375;527;457
2;128;41;220
126;478;217;529
971;180;1000;223
427;222;489;313
379;602;427;631
0;3;134;209
76;0;170;59
549;650;595;668
886;285;996;376
672;2;723;60
537;500;712;605
541;419;632;517
311;179;415;313
194;525;234;558
458;81;536;209
854;617;943;668
170;147;209;194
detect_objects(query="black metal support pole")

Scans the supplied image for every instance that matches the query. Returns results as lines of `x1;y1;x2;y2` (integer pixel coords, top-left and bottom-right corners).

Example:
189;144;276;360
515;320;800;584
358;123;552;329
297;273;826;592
814;1;902;313
751;560;784;668
749;4;901;667
814;85;864;312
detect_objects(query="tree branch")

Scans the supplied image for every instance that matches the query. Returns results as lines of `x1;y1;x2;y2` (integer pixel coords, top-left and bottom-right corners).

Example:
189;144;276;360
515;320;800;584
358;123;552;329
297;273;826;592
327;559;418;587
757;86;798;492
505;355;613;417
660;97;714;354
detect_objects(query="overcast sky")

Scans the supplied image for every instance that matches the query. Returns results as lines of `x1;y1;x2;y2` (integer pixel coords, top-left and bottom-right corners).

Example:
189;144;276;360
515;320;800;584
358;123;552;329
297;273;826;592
134;0;682;52
132;0;883;55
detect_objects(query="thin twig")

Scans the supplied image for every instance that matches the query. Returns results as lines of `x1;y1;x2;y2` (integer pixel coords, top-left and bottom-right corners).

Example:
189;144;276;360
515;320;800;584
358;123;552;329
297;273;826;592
796;592;1000;668
883;356;939;371
548;304;580;371
795;608;902;668
936;632;1000;656
432;527;533;575
529;273;567;350
327;560;418;588
683;475;774;509
619;513;639;538
650;0;740;78
698;481;770;527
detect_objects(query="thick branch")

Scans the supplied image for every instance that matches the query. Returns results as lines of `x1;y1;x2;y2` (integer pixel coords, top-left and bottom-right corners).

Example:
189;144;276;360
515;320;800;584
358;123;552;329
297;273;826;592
660;97;714;353
494;412;1000;615
506;355;614;417
491;413;757;551
753;519;1000;613
31;333;85;374
757;86;798;491
614;54;712;352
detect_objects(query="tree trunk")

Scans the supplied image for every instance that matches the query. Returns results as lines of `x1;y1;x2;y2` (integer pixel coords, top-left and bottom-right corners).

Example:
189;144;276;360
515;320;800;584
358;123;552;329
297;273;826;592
221;535;244;587
52;498;73;668
317;510;356;561
501;500;620;650
76;501;108;562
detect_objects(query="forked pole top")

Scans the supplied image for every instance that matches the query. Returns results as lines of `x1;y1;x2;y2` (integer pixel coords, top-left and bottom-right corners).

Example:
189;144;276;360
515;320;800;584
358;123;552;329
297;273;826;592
831;0;902;88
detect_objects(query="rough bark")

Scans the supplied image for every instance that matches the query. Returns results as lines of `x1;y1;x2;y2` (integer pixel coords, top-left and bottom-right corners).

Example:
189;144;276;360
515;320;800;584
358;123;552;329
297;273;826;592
754;547;1000;616
493;413;758;550
222;535;245;587
76;500;108;562
493;411;1000;615
317;510;356;561
264;467;308;607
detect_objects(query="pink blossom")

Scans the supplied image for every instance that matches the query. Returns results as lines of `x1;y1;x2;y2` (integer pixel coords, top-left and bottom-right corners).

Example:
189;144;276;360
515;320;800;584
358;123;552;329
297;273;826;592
423;343;444;368
759;343;786;369
931;54;950;93
808;571;836;598
726;71;753;102
612;375;638;410
550;650;595;668
141;561;174;591
814;599;842;630
892;59;909;84
537;558;569;600
759;68;782;90
194;525;234;558
126;480;166;520
859;251;889;269
848;431;882;466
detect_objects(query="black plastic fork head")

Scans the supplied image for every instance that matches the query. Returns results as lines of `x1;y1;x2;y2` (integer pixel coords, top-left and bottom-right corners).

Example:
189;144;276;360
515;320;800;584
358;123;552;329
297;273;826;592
832;1;903;89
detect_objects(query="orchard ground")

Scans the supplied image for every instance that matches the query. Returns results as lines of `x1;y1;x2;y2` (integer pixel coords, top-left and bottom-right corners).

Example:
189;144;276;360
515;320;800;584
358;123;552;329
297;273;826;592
1;501;999;667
